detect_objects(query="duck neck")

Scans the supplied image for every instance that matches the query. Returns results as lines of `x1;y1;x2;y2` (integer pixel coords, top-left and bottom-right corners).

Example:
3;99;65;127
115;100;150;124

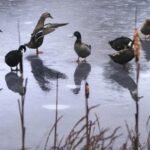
33;16;46;33
75;36;82;44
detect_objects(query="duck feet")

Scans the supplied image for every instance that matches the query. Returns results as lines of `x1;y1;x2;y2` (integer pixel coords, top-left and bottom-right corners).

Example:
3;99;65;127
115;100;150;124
36;49;43;55
76;57;80;63
82;59;87;62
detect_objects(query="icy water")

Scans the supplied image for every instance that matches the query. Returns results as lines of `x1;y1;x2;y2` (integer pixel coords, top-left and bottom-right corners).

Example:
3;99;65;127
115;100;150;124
1;0;150;149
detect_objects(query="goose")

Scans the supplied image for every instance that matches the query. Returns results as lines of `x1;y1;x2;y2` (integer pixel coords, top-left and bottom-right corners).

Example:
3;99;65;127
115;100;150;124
25;12;68;55
109;36;132;51
5;45;26;72
140;19;150;39
109;41;134;65
73;31;91;62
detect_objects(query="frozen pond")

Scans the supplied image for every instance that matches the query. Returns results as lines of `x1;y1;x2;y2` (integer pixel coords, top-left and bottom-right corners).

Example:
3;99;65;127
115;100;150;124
1;0;150;149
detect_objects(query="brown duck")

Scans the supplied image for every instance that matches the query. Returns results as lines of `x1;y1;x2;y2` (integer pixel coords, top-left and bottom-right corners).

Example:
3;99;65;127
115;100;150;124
25;12;68;55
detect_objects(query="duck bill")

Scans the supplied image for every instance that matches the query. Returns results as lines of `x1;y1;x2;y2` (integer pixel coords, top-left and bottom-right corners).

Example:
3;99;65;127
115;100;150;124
49;14;53;19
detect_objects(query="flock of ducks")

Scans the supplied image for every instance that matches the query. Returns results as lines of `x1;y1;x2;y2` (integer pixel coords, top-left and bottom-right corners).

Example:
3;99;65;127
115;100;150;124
108;19;150;66
3;12;150;73
4;12;92;73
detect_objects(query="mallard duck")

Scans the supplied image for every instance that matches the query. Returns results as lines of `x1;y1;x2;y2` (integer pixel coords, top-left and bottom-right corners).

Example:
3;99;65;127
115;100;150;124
73;31;91;62
25;12;68;55
140;19;150;39
109;36;132;51
109;40;134;65
109;48;134;65
5;45;26;72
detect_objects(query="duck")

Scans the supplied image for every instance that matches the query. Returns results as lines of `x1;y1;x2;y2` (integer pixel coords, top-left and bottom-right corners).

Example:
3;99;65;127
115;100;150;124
5;45;26;72
140;19;150;39
109;41;134;65
73;31;91;62
25;12;68;55
109;36;132;51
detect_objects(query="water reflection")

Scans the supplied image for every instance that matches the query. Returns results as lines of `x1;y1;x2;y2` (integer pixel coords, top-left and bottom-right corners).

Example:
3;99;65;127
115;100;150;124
5;72;24;95
104;60;135;88
124;72;143;149
5;70;28;150
17;78;28;150
38;76;63;149
26;55;66;92
140;39;150;61
72;62;91;94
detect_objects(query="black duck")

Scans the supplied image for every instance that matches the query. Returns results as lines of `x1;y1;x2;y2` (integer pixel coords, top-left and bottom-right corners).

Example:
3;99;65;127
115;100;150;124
109;36;132;51
5;45;26;72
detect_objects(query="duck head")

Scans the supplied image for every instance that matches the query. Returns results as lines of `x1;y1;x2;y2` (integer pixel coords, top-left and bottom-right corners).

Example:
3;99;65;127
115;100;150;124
41;12;53;19
73;31;81;39
18;45;26;52
109;40;115;49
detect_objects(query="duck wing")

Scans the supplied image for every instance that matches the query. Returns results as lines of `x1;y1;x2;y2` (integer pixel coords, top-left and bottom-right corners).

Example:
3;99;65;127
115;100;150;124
31;23;68;40
44;23;68;28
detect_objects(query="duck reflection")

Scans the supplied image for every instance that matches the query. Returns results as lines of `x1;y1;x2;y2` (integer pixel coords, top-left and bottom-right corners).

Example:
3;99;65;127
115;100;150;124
5;71;27;150
5;72;24;95
140;39;150;61
72;62;91;94
26;55;66;92
126;74;143;149
104;61;137;96
109;72;137;93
